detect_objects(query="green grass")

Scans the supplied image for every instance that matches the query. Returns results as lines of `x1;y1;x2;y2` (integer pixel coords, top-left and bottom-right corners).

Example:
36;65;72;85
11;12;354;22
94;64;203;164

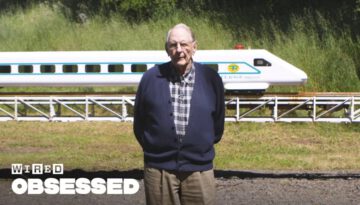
0;121;359;171
0;4;232;51
0;4;359;93
0;122;143;171
216;123;360;171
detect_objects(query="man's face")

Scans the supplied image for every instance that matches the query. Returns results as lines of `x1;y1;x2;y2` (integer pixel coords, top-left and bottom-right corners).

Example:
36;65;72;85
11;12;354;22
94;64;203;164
166;27;197;70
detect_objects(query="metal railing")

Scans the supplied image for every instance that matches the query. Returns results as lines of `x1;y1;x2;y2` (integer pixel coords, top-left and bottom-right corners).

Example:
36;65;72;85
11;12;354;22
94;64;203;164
225;96;360;123
0;95;359;123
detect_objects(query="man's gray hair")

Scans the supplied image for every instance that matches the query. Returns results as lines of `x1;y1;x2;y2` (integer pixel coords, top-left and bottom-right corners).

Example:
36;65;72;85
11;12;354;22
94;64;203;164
166;23;196;43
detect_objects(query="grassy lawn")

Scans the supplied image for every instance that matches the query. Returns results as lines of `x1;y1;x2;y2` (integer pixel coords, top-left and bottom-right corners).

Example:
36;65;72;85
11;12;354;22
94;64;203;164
0;121;359;172
217;123;360;171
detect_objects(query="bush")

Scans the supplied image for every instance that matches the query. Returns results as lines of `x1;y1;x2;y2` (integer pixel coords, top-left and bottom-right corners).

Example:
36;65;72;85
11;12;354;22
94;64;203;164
46;0;177;22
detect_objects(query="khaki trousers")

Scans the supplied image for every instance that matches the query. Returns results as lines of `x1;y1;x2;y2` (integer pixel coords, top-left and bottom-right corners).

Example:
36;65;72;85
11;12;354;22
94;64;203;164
144;167;216;205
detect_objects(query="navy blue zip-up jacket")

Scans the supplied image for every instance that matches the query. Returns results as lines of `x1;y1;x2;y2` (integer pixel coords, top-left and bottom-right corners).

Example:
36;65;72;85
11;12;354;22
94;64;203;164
133;62;225;171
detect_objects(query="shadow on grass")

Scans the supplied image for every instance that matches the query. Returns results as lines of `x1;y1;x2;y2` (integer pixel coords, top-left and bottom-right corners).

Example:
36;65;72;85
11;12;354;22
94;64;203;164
1;168;360;180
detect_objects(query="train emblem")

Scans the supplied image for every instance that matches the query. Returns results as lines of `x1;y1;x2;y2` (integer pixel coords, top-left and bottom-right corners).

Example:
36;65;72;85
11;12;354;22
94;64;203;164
227;64;240;73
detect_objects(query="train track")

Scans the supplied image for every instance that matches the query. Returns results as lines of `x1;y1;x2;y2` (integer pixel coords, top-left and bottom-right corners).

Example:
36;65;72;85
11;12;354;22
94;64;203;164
0;91;359;97
0;92;359;122
0;92;136;97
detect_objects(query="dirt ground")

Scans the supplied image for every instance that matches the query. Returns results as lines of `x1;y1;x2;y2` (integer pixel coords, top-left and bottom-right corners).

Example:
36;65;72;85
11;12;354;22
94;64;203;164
1;170;360;205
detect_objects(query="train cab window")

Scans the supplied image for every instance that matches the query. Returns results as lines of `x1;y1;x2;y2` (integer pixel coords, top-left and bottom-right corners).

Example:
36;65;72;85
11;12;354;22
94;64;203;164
63;65;78;73
131;64;147;73
206;64;219;72
0;65;11;73
86;64;100;73
19;65;33;73
41;65;55;73
254;58;271;66
108;64;124;73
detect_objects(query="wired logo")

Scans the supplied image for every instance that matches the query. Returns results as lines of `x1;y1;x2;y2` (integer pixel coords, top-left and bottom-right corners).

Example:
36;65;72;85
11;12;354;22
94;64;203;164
10;163;140;195
11;163;63;175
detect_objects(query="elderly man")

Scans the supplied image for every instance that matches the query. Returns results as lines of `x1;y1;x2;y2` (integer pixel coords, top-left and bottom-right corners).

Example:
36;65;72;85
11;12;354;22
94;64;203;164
133;23;225;205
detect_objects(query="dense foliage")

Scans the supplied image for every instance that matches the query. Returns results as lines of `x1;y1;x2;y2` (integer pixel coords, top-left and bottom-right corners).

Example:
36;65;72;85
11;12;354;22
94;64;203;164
1;0;358;39
0;0;359;23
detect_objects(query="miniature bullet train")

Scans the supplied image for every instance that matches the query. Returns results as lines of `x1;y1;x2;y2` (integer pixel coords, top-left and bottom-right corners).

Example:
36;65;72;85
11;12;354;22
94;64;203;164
0;50;307;91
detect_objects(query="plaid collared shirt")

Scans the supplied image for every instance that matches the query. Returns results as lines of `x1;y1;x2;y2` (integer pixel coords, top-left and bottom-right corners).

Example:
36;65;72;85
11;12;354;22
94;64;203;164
169;64;195;139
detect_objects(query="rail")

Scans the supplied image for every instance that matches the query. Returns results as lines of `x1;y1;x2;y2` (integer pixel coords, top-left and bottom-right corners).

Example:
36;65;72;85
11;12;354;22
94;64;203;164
0;94;359;123
226;95;360;123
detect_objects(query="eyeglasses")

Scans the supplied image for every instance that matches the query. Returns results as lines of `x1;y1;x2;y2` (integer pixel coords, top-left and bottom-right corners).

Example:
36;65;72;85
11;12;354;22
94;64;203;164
167;41;194;50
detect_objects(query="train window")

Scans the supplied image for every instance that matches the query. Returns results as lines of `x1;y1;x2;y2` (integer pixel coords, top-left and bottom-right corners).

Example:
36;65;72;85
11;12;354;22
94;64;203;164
19;65;33;73
131;64;147;73
86;64;100;73
41;65;55;73
0;65;11;73
63;65;78;73
108;64;124;73
254;58;271;66
206;64;219;72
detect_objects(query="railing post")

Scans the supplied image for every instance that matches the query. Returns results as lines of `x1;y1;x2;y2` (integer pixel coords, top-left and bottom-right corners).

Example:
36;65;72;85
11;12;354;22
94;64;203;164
313;97;316;122
14;97;18;121
50;97;55;121
351;96;355;122
273;96;278;121
85;97;89;120
236;97;240;121
122;96;128;121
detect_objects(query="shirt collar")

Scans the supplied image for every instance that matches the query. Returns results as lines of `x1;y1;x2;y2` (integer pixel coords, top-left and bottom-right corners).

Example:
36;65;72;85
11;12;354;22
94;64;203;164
182;64;195;84
169;63;195;84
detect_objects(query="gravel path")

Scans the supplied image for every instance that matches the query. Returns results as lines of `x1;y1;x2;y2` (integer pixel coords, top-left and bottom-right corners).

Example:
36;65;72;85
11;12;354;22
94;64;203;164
1;170;360;205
